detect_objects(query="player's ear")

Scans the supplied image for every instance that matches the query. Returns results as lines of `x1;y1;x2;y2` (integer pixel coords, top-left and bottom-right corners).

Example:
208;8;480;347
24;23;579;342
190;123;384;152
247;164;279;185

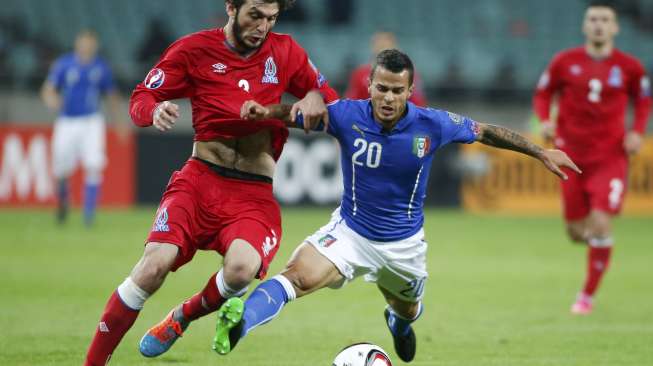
407;84;415;99
367;77;372;95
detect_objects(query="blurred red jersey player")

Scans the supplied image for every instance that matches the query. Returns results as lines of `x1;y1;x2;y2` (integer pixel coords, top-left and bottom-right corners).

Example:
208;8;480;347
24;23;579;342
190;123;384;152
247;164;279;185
533;2;651;315
346;31;427;106
83;0;338;364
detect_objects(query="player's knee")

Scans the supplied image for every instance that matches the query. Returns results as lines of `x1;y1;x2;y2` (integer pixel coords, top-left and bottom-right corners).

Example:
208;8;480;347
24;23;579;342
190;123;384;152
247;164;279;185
132;244;177;291
132;260;169;291
566;225;586;243
588;216;611;238
222;260;259;290
283;266;318;296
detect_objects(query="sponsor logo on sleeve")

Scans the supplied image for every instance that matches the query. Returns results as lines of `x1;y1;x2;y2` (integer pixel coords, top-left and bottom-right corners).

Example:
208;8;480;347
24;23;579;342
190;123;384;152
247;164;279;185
447;112;463;124
144;68;165;89
261;57;279;84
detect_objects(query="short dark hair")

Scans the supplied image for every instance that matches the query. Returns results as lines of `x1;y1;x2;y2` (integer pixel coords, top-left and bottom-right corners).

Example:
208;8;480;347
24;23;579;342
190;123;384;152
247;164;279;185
370;49;415;86
225;0;295;11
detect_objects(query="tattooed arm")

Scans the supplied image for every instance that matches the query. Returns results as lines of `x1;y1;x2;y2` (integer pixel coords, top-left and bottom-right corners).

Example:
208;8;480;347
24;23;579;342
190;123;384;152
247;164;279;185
476;122;582;180
476;123;545;158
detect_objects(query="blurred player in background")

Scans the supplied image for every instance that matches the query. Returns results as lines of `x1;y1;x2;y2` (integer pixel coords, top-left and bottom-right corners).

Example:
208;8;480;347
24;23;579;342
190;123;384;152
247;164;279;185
533;2;651;315
41;30;125;227
83;0;338;364
214;49;580;363
346;31;427;106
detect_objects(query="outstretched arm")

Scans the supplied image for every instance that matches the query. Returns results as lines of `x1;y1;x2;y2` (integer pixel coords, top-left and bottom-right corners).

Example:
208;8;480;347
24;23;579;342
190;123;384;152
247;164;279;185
240;100;325;134
476;122;581;180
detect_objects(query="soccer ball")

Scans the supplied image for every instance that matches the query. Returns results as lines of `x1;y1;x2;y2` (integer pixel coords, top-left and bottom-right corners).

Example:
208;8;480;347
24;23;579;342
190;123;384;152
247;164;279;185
332;343;393;366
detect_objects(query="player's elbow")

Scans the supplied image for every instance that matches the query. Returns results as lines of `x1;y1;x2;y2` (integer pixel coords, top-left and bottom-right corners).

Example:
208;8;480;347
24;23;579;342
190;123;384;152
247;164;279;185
129;91;156;127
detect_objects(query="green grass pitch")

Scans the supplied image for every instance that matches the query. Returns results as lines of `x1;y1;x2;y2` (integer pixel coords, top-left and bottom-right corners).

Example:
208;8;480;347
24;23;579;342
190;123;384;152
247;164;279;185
1;207;651;365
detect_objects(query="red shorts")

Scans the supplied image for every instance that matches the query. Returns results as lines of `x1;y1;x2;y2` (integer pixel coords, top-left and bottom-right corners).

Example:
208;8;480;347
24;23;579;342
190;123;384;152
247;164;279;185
146;159;282;279
561;154;628;221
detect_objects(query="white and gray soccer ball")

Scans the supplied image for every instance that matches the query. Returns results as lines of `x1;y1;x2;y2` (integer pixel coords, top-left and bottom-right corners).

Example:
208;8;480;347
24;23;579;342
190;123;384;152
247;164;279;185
332;343;393;366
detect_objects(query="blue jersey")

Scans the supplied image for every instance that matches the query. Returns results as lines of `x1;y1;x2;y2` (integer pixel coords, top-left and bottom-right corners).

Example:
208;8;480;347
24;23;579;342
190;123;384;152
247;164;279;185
47;53;115;117
300;99;479;241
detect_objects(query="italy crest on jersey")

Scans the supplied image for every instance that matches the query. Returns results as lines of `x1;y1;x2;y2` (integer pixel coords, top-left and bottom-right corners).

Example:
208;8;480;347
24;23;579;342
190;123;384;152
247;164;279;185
412;136;431;158
262;56;279;84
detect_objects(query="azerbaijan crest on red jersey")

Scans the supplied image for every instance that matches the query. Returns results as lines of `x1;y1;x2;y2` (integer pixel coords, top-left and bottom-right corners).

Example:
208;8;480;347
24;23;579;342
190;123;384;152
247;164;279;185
262;57;279;84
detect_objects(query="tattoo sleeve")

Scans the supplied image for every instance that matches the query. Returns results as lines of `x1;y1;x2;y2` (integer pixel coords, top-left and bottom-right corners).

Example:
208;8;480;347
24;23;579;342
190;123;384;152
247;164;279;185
478;124;544;158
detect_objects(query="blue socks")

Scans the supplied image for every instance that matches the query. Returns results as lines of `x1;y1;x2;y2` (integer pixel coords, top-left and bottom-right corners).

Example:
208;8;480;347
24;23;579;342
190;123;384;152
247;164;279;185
387;303;423;337
240;275;297;338
83;183;100;226
56;179;69;224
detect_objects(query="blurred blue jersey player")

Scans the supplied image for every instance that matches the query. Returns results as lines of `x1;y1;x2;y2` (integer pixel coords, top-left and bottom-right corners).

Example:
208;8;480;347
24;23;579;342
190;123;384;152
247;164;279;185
41;30;125;226
213;49;581;362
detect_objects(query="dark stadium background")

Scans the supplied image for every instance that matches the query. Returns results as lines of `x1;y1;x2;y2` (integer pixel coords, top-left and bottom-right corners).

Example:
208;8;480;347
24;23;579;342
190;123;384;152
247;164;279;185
1;0;652;210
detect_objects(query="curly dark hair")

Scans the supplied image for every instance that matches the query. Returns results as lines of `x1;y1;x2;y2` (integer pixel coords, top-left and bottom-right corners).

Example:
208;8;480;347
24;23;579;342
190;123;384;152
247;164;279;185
225;0;296;11
371;49;415;86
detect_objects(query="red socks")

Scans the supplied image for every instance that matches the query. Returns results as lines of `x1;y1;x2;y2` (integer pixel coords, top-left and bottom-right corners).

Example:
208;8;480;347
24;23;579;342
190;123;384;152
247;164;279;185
181;272;225;321
84;291;139;366
582;244;612;297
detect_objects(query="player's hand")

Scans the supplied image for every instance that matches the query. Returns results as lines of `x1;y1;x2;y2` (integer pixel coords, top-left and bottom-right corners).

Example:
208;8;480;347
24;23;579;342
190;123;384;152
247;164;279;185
291;90;329;134
540;120;556;144
624;131;643;155
153;101;180;132
240;100;269;121
539;149;581;180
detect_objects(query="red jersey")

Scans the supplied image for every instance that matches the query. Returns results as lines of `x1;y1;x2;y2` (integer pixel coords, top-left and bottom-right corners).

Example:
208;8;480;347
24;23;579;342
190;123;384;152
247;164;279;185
130;28;339;160
345;64;428;107
533;47;651;163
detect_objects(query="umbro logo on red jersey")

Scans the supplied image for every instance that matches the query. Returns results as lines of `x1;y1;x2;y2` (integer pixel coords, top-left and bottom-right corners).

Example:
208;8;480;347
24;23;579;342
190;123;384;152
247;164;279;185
212;63;227;74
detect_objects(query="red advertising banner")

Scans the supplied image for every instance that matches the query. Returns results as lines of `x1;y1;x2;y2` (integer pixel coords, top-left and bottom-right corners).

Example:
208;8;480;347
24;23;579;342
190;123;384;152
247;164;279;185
0;125;135;207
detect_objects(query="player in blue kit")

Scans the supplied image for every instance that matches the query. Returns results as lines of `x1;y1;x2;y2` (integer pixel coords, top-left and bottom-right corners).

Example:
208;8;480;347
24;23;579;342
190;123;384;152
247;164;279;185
213;49;580;362
41;30;125;226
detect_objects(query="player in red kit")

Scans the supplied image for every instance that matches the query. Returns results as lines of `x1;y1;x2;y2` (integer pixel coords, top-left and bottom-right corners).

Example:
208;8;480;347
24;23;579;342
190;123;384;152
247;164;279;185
83;1;338;364
533;2;651;315
346;31;427;106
